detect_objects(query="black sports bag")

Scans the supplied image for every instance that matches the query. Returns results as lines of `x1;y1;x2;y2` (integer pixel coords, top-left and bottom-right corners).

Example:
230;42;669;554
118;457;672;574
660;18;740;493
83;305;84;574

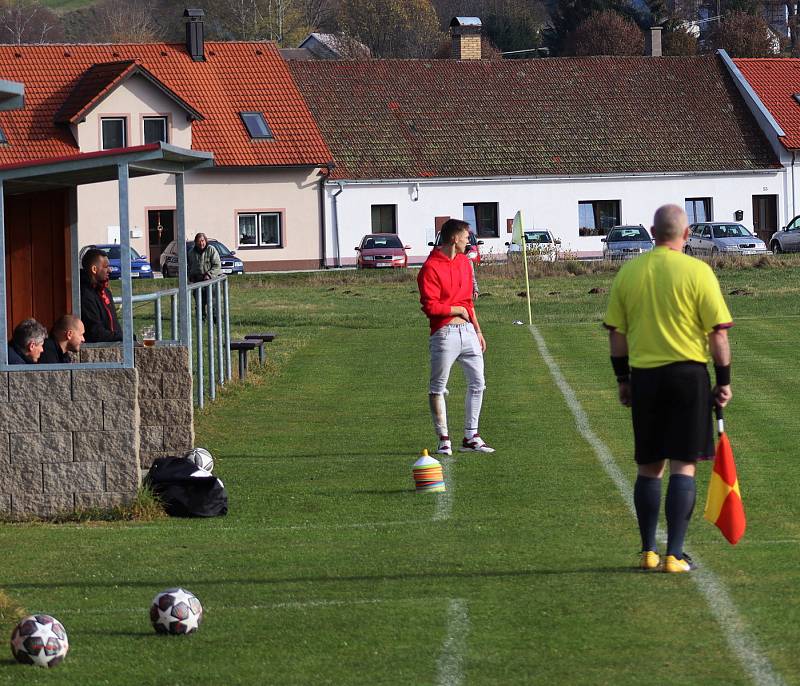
144;457;228;517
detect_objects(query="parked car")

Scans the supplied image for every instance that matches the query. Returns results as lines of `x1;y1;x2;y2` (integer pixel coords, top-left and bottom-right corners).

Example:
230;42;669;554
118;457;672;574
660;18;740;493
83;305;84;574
601;225;654;260
685;222;768;257
505;230;561;261
355;233;410;268
768;215;800;253
79;243;154;279
428;231;483;263
160;239;245;277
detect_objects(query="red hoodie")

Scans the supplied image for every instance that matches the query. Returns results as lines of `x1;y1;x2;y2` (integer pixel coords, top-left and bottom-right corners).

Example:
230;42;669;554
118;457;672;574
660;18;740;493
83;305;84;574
417;249;478;335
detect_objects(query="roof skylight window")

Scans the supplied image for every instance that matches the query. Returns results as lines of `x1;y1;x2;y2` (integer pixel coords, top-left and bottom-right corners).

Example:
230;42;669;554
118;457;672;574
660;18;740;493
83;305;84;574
0;126;7;144
239;112;273;139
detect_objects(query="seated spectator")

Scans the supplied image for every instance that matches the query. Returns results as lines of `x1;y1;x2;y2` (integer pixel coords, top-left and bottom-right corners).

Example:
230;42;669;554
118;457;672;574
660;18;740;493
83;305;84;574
8;319;47;364
40;314;85;364
80;248;122;343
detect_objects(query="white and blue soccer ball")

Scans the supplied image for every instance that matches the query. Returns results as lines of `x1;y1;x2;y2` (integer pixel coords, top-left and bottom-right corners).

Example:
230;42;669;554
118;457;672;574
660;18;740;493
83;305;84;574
184;447;214;473
10;614;69;667
150;588;203;635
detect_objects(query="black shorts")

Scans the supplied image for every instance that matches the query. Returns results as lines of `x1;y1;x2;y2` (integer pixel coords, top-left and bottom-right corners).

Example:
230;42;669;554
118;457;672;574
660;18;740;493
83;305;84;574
630;362;713;465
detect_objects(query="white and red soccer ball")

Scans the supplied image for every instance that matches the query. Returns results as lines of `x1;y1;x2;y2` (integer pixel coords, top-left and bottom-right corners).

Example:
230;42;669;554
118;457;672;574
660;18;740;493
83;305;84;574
10;614;69;667
150;588;203;635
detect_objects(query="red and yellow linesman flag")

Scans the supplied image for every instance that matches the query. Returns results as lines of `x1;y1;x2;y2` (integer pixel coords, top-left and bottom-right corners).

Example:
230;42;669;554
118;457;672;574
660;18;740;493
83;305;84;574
704;407;746;545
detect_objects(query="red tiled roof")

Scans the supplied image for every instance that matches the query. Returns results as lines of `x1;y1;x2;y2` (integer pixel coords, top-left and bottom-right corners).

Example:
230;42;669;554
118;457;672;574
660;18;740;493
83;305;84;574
0;42;330;167
54;60;203;124
289;55;779;179
734;58;800;150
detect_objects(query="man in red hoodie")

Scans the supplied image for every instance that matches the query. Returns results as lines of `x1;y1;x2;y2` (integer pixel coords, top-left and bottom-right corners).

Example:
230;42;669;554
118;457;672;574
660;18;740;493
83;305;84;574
418;219;494;455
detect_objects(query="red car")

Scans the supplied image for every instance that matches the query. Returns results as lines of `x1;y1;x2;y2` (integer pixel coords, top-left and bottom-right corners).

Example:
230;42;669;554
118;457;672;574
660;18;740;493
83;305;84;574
355;233;411;268
429;231;483;263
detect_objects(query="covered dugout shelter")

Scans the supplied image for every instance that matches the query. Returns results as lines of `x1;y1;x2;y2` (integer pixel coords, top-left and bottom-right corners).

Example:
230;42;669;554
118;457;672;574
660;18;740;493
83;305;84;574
0;142;212;367
0;141;213;519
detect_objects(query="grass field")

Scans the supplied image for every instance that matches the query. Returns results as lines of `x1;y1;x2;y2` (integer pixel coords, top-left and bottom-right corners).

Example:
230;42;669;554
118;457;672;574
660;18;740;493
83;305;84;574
1;259;799;684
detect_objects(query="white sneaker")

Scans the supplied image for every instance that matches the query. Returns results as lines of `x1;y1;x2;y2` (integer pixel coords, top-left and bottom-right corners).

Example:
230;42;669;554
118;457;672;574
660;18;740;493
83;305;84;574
436;436;452;456
460;434;495;453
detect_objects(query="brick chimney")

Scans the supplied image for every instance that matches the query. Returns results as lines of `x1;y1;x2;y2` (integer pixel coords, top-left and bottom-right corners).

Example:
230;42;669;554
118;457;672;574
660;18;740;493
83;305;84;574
184;8;205;62
645;26;662;57
450;17;482;60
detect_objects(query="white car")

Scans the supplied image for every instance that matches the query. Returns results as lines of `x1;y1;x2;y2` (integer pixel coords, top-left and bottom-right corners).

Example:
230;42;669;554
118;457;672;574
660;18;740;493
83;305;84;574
505;230;561;262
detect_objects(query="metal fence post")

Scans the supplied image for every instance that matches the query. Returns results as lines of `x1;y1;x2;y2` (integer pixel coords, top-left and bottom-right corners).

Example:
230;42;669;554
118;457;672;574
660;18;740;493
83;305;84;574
171;293;178;340
195;289;204;408
155;297;163;341
207;283;215;401
224;277;232;381
215;280;224;386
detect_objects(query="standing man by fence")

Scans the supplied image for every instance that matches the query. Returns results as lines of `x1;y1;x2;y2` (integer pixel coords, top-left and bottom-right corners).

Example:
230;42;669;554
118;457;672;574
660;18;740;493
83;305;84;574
418;218;494;456
188;233;222;284
603;204;733;573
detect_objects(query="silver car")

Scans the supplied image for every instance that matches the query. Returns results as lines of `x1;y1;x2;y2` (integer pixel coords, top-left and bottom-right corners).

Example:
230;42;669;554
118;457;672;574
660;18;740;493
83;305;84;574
685;223;768;257
601;225;653;260
769;215;800;254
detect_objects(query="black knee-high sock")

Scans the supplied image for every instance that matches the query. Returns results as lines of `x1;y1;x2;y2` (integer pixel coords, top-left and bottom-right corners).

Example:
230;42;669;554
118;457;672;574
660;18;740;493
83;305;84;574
665;474;696;558
633;475;661;552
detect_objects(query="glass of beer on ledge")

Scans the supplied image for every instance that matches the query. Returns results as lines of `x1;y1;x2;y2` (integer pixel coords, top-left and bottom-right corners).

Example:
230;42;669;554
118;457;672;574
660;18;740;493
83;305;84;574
142;326;156;347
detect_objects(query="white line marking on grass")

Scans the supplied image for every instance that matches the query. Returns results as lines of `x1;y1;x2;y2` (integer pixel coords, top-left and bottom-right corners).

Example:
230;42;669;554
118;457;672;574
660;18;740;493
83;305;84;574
436;598;469;686
433;457;454;522
528;324;786;686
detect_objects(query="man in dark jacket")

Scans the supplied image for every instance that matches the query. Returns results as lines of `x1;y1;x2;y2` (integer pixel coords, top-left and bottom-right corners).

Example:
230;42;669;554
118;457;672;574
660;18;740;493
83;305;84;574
40;314;85;364
80;248;122;343
8;318;47;364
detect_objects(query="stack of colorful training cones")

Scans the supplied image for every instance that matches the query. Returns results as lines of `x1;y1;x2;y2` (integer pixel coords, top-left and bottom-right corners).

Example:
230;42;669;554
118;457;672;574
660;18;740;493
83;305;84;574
412;449;446;493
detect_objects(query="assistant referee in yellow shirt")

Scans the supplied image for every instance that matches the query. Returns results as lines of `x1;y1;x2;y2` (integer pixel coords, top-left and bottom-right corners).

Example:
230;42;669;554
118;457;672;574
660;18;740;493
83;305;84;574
603;204;733;574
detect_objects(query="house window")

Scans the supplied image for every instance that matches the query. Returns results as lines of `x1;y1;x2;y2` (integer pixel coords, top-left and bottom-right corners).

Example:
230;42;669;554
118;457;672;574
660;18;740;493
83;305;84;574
143;116;168;144
238;212;282;247
686;197;713;224
0;126;7;144
578;200;621;236
463;202;498;238
101;117;126;149
239;112;273;139
371;204;397;233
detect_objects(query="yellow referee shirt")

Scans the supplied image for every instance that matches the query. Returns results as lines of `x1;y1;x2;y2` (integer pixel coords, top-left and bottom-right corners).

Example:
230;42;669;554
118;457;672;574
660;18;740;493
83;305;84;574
603;246;733;369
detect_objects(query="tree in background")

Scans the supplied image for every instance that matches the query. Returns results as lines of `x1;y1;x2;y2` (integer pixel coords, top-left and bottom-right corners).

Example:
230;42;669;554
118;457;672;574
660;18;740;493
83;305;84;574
661;16;699;55
0;0;60;44
567;10;644;55
91;0;164;43
547;0;639;55
707;10;778;56
336;0;442;57
431;0;548;54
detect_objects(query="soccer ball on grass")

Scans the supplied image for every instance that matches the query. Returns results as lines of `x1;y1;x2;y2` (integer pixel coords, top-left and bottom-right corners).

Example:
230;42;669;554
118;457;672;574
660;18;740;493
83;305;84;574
150;588;203;635
10;614;69;667
184;447;214;473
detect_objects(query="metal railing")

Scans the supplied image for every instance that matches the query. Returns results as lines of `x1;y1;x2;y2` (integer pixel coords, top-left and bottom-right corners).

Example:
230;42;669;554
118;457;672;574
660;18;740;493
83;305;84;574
115;275;232;408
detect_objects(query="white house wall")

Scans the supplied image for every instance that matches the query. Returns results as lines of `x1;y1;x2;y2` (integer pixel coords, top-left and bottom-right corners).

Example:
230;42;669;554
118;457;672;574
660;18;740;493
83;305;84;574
325;170;788;265
77;166;323;271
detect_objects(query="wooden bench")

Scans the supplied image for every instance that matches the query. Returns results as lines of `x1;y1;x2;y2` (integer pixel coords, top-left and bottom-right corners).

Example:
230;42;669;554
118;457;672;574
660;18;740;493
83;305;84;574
229;339;258;379
244;333;277;365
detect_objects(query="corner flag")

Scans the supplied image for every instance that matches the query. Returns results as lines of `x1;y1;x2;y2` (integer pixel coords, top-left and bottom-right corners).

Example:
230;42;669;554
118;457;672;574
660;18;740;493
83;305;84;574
512;211;532;325
703;406;746;545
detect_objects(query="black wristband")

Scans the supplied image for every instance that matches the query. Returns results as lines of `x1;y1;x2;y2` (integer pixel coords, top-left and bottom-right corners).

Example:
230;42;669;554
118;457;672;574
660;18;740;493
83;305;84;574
714;364;731;387
611;355;630;379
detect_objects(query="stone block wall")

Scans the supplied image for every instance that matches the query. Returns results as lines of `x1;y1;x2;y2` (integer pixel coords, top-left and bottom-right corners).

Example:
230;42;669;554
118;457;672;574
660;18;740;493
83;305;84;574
134;346;194;468
79;345;194;468
0;345;195;519
0;368;140;519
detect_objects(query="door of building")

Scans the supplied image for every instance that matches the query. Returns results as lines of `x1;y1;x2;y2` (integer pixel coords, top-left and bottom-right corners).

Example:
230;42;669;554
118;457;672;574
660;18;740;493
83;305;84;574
752;195;778;244
148;209;175;272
